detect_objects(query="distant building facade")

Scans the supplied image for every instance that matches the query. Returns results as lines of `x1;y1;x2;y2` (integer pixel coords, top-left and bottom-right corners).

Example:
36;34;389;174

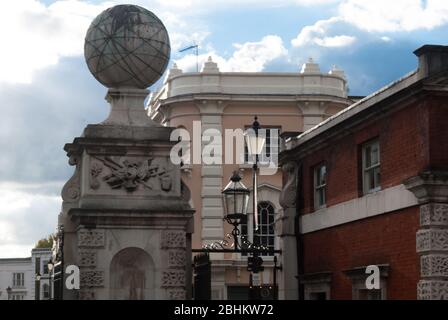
149;57;354;299
0;248;52;300
279;45;448;299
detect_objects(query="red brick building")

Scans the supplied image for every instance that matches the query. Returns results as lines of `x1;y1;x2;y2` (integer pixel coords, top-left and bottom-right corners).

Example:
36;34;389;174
277;45;448;300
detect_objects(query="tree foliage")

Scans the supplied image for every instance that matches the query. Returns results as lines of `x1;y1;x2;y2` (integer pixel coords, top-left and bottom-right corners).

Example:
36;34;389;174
35;234;55;249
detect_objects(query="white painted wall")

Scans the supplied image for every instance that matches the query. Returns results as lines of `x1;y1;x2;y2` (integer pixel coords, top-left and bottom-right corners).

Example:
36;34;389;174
0;258;33;300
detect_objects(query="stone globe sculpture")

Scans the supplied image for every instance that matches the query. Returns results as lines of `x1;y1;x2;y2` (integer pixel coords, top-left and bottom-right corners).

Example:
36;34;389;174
84;4;171;89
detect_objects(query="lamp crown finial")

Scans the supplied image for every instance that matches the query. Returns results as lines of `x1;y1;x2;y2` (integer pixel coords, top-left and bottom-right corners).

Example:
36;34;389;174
230;171;241;182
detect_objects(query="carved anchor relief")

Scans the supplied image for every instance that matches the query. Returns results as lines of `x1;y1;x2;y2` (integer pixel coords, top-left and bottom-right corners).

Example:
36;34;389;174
91;156;172;192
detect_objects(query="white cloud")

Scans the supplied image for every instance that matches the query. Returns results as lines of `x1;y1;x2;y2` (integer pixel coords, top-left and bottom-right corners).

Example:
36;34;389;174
0;0;112;84
0;182;61;258
153;0;339;11
339;0;448;32
291;17;356;48
175;35;288;72
314;35;356;47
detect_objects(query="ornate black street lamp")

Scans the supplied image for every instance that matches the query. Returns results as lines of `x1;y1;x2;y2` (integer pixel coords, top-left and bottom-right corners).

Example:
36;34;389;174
222;171;250;250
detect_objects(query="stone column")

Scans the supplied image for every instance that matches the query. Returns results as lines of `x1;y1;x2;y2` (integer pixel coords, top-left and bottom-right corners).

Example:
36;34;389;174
276;161;299;300
404;171;448;300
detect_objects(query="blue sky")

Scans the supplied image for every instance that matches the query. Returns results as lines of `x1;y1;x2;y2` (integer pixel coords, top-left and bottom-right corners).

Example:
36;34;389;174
1;0;448;257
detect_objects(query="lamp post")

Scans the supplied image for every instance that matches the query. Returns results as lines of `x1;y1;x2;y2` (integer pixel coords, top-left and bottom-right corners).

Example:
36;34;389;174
35;273;41;300
47;260;54;300
222;171;250;250
6;286;12;300
244;116;266;236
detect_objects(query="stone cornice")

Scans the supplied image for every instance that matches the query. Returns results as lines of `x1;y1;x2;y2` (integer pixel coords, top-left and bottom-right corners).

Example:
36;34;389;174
157;93;352;105
403;171;448;203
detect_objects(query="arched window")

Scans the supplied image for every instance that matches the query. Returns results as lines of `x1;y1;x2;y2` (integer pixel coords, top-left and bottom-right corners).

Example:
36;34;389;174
43;283;50;299
242;201;276;256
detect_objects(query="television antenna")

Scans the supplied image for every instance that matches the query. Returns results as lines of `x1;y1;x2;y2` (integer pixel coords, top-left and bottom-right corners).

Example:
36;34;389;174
179;44;199;72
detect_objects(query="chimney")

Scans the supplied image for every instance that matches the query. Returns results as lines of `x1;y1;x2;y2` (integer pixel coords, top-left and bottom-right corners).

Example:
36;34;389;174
414;45;448;79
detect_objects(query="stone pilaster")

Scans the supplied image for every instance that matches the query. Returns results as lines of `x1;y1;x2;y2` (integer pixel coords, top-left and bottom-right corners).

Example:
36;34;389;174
276;161;299;300
404;171;448;300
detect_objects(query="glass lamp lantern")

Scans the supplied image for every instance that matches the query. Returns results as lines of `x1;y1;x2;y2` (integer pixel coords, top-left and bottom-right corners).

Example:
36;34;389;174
222;171;250;221
245;116;266;156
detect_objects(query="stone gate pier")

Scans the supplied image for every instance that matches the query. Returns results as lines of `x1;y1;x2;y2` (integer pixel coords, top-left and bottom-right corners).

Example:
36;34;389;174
57;4;194;300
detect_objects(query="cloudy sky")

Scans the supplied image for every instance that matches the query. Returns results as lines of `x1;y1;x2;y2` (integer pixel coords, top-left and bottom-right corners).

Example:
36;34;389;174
1;0;448;257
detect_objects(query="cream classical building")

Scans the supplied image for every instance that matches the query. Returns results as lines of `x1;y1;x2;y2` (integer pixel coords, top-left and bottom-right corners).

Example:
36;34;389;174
148;57;353;299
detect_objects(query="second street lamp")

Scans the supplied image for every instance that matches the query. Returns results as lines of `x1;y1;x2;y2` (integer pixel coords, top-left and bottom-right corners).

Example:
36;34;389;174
222;171;250;250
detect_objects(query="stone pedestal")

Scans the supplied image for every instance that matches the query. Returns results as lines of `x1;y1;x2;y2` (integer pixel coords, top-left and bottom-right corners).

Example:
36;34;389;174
59;88;194;300
405;172;448;300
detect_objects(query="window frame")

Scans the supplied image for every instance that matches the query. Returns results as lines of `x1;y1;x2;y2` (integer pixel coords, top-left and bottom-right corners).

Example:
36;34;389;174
241;201;276;257
313;163;327;210
362;139;381;194
12;272;25;288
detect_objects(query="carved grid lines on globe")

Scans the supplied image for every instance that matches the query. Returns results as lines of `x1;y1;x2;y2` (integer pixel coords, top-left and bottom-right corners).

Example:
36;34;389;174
85;8;170;88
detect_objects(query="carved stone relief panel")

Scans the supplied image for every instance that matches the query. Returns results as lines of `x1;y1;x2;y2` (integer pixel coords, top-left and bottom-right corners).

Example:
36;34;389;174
161;270;186;288
161;230;186;249
88;155;175;194
417;229;448;253
80;270;105;287
421;254;448;277
418;280;448;300
420;203;448;226
78;229;105;248
168;250;186;268
167;290;186;300
78;250;97;267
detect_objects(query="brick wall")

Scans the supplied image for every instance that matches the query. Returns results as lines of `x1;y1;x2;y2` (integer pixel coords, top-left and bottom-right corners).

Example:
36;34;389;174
428;96;448;171
300;99;430;215
302;206;420;299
